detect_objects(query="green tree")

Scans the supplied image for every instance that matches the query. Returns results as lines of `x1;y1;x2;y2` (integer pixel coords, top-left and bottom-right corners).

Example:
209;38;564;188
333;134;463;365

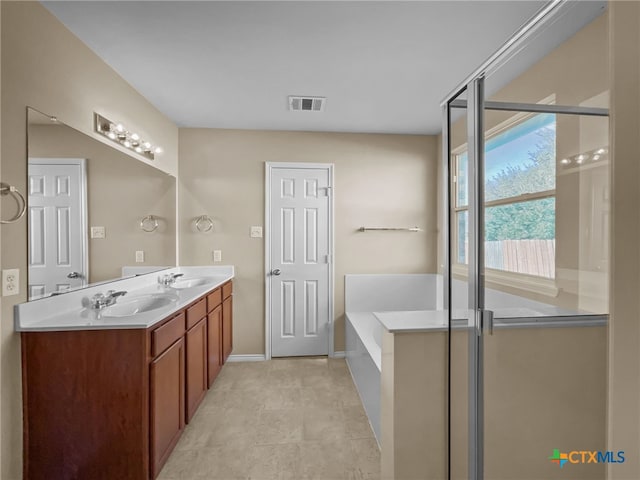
484;126;556;242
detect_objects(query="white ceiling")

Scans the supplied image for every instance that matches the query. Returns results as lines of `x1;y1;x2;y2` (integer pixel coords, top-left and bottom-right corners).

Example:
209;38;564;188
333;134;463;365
42;1;553;135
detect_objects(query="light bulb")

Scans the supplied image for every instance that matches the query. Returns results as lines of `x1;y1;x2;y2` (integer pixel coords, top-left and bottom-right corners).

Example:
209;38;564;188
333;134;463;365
131;133;140;141
115;123;125;133
124;140;131;148
154;147;163;154
108;132;117;140
144;142;151;149
135;146;143;153
577;154;587;161
593;154;601;161
560;158;570;165
596;148;608;154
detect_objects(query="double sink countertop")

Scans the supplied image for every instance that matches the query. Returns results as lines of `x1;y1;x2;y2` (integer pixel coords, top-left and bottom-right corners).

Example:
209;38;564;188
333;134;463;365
14;266;234;332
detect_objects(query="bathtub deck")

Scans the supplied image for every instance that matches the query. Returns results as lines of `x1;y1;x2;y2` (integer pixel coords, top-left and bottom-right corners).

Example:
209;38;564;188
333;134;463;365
345;312;382;444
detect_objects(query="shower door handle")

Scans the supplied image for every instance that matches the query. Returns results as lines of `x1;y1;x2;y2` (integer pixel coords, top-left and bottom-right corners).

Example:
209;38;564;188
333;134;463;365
482;309;494;335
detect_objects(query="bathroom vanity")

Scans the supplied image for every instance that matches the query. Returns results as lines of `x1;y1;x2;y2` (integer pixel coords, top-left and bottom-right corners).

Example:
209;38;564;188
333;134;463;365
16;267;233;480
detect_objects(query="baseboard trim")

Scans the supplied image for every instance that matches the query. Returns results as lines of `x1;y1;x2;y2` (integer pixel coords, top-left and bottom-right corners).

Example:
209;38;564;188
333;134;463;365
226;354;267;362
332;351;346;358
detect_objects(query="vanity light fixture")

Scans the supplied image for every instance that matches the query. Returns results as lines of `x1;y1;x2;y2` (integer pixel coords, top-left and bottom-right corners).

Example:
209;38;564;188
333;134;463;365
559;146;609;169
94;113;162;161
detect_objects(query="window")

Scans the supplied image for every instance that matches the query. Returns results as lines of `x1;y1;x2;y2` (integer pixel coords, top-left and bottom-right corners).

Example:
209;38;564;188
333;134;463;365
453;113;556;279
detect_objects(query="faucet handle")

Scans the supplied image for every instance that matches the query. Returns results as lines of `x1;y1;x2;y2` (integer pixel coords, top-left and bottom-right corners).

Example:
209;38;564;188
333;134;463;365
90;292;106;309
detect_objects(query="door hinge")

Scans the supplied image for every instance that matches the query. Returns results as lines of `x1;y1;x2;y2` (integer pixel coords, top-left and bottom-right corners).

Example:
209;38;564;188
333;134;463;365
325;254;332;264
323;186;332;197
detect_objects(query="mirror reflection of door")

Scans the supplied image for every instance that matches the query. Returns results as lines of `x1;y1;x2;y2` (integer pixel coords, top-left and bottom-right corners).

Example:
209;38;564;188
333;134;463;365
28;158;88;299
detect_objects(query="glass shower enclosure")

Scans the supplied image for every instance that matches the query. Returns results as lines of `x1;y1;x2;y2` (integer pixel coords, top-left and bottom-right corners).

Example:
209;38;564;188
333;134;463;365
443;1;610;479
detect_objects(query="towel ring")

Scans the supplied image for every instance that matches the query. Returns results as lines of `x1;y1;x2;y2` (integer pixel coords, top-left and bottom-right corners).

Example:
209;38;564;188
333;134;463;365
140;215;159;233
195;215;214;233
0;183;27;224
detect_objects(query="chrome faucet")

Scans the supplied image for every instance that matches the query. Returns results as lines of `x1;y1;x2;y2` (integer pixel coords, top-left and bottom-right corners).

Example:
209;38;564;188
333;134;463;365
90;290;127;309
158;272;184;286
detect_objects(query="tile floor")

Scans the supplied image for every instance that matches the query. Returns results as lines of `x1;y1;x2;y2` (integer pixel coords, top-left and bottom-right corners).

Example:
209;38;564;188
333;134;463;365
159;357;380;480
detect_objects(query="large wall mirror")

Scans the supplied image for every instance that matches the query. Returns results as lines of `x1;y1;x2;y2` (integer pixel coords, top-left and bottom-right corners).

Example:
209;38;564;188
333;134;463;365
27;107;177;300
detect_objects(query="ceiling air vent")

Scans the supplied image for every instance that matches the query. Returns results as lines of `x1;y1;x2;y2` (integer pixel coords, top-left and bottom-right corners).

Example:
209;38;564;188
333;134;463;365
289;96;326;112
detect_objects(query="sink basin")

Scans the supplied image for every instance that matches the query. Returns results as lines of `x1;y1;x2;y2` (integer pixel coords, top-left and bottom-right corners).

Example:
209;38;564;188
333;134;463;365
101;293;178;318
170;276;216;289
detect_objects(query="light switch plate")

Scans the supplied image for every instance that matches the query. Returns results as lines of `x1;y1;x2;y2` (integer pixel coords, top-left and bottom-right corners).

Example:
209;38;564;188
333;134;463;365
213;250;222;262
250;226;263;238
135;251;145;263
2;269;19;296
90;226;106;239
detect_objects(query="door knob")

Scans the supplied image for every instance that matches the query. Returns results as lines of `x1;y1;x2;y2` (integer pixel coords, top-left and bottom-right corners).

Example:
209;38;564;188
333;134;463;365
67;272;81;279
272;269;281;276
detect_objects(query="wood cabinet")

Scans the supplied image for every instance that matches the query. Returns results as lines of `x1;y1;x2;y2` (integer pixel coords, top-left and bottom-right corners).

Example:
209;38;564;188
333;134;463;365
185;317;207;423
222;294;233;363
21;279;234;480
22;328;150;480
150;337;185;478
207;305;223;387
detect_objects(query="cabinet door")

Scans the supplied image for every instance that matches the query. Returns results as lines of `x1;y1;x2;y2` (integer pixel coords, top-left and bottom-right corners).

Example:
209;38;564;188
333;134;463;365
150;337;185;479
186;317;208;422
207;305;223;388
222;295;233;363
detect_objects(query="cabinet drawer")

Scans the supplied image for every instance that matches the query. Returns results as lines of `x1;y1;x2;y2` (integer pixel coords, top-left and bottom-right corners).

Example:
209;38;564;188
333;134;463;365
207;288;222;312
152;313;186;357
222;281;233;299
186;298;207;330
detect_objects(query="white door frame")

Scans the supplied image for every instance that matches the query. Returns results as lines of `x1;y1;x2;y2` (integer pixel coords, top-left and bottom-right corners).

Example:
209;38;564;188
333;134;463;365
264;162;335;360
27;157;89;296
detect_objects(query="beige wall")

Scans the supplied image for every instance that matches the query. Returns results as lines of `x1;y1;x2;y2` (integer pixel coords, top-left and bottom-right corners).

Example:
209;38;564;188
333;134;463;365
179;129;438;354
1;2;178;478
381;325;606;480
608;1;640;478
29;123;176;284
450;326;607;480
381;331;447;480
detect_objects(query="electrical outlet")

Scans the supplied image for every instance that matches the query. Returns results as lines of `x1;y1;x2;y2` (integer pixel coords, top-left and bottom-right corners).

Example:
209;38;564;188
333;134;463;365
250;226;263;238
135;251;145;263
2;269;19;296
213;250;222;262
90;226;106;239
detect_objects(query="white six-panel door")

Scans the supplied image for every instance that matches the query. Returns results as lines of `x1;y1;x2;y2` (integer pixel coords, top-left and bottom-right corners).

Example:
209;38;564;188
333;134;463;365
268;164;332;357
28;158;87;299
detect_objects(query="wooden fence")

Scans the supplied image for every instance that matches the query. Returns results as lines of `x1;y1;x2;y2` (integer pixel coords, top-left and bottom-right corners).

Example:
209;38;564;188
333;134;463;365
484;239;555;278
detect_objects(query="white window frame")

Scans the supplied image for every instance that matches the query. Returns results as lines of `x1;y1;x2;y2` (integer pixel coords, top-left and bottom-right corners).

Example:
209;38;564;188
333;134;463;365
451;111;559;297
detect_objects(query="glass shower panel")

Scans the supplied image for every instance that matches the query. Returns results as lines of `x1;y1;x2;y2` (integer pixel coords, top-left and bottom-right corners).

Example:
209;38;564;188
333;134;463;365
447;87;470;480
479;2;609;479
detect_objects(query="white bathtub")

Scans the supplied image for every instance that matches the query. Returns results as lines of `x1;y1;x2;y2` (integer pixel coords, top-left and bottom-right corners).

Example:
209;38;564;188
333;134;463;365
343;273;592;446
345;312;382;441
345;274;438;444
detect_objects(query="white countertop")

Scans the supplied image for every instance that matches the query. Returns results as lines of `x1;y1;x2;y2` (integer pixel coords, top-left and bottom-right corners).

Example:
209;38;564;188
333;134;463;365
15;266;234;332
374;310;448;333
374;306;604;334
